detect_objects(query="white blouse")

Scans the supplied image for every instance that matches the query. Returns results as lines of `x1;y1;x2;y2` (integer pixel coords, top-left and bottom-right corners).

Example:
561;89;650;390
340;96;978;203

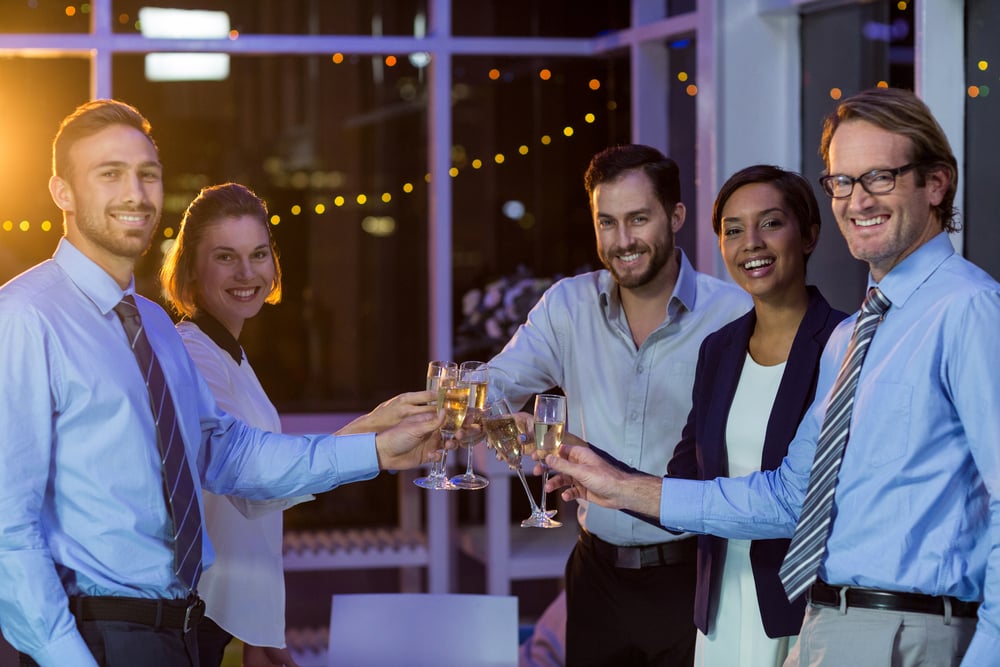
178;320;310;647
724;353;786;477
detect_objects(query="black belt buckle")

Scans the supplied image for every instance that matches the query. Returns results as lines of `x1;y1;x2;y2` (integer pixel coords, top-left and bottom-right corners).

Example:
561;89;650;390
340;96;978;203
183;597;205;633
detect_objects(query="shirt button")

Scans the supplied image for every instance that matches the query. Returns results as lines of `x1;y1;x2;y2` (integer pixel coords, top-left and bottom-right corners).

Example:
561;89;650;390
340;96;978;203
631;412;639;421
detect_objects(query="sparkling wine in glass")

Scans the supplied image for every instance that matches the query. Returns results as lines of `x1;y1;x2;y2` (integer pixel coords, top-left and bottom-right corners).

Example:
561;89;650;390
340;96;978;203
438;377;472;439
414;361;459;490
450;361;490;490
529;393;565;528
483;398;560;528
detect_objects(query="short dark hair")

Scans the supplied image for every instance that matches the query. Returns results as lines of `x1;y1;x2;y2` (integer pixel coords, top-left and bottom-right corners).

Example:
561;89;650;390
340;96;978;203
584;144;681;213
52;99;157;181
712;165;822;266
819;87;959;232
160;183;282;318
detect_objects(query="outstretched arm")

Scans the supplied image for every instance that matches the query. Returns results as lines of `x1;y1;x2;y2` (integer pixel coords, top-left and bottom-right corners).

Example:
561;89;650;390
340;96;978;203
544;435;663;517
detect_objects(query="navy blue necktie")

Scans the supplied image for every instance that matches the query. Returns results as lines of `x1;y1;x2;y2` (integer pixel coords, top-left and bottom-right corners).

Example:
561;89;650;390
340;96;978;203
115;295;203;591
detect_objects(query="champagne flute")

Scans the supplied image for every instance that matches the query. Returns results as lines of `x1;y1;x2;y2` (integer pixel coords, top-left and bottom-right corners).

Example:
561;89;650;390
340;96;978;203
532;393;566;526
414;361;460;490
450;361;490;490
483;398;561;528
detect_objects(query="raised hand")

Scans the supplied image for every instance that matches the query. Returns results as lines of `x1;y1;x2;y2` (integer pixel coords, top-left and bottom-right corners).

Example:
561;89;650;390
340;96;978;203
542;441;632;508
543;439;663;523
374;410;448;470
339;390;438;435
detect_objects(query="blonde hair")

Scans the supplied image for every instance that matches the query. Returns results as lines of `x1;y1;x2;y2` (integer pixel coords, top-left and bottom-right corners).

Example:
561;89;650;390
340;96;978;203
820;87;959;232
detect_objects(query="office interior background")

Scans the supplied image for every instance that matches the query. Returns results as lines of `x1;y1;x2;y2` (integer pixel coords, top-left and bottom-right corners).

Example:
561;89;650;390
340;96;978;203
1;0;998;661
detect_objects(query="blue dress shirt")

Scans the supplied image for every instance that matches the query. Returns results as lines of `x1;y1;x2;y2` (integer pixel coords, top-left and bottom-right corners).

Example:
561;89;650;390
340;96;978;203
659;233;1000;665
489;250;751;546
0;239;379;666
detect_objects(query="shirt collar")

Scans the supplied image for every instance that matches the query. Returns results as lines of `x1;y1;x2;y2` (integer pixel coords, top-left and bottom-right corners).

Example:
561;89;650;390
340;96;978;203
53;237;135;315
868;232;954;310
191;311;244;365
670;248;698;313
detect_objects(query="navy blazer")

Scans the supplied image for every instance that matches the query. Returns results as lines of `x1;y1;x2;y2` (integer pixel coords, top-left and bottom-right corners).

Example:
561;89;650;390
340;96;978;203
667;286;847;638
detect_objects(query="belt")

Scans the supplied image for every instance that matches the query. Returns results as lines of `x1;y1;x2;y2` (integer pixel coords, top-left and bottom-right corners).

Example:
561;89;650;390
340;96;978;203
70;594;206;633
810;581;979;619
580;530;696;569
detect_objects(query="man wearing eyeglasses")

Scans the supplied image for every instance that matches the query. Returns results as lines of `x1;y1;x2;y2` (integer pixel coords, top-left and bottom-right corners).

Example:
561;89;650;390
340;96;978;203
543;86;1000;666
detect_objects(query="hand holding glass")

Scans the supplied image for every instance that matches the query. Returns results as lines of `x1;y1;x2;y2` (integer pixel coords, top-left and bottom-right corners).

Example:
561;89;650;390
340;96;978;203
414;361;460;490
483;398;560;528
531;394;565;527
450;361;490;490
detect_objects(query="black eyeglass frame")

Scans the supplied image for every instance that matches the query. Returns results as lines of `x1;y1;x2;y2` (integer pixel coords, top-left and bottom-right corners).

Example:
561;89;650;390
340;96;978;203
818;162;922;199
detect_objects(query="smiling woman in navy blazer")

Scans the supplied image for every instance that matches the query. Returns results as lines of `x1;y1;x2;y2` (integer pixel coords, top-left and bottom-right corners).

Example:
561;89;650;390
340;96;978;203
667;165;847;666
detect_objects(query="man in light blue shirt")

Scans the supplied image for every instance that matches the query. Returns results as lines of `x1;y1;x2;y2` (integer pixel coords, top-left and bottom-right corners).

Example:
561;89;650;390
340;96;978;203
545;89;1000;666
489;144;751;666
0;99;442;667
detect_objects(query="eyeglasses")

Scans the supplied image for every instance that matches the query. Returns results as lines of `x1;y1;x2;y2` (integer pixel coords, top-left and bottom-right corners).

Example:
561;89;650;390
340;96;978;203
818;163;920;199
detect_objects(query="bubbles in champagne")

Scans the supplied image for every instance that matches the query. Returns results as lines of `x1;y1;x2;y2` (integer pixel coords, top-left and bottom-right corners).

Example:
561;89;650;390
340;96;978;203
534;421;564;454
438;382;471;436
483;415;522;467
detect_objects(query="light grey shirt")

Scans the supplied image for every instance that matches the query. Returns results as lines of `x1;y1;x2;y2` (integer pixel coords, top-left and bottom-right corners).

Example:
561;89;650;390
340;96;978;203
490;249;751;546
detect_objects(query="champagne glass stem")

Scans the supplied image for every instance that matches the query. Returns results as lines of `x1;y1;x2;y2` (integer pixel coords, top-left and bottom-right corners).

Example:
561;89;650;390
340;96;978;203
514;466;542;514
429;454;443;477
438;443;449;473
464;445;475;476
540;468;550;514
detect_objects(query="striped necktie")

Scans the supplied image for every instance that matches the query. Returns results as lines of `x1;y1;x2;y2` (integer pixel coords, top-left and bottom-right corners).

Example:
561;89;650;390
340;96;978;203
779;286;891;601
115;295;203;591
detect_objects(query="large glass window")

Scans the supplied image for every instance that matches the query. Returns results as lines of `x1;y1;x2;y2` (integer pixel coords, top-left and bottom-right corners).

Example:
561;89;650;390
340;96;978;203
449;53;630;358
0;58;90;282
964;0;1000;280
112;51;431;411
663;36;698;255
799;0;915;312
0;8;702;412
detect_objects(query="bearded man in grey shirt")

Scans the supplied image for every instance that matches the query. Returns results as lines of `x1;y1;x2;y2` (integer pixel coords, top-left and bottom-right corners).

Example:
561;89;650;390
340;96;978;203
489;144;750;666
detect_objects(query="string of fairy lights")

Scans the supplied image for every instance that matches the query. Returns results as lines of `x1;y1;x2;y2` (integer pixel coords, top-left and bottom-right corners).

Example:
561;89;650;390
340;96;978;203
3;64;668;238
2;1;994;238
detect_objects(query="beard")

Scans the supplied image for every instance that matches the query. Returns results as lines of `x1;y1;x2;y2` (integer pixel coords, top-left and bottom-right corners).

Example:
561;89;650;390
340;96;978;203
76;204;160;260
599;237;674;289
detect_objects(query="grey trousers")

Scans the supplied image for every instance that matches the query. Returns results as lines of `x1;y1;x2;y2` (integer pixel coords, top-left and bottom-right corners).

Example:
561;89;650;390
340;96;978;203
784;603;976;667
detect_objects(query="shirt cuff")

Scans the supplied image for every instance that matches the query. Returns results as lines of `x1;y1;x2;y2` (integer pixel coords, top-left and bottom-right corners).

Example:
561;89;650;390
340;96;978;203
960;626;999;667
31;630;99;667
329;432;380;485
659;477;707;533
